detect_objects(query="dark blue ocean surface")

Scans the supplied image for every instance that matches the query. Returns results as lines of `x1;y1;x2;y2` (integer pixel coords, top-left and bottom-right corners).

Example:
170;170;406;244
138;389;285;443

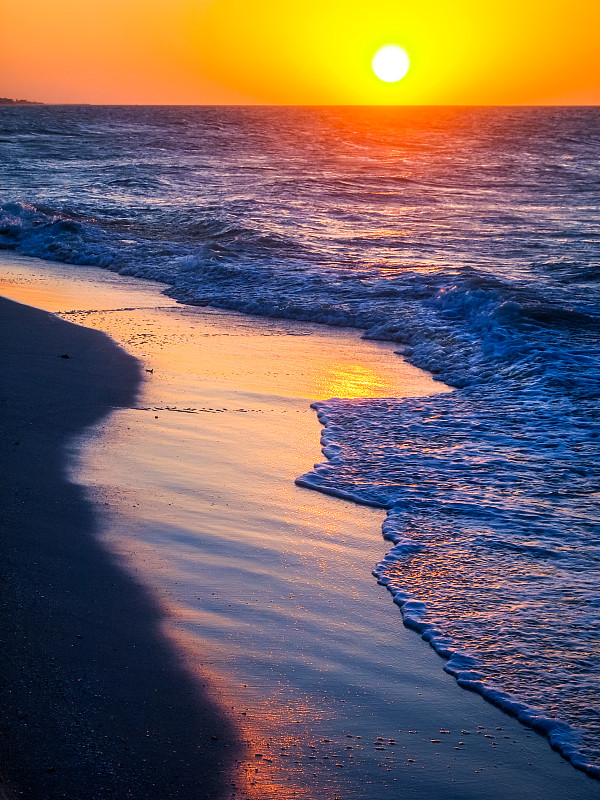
1;105;599;774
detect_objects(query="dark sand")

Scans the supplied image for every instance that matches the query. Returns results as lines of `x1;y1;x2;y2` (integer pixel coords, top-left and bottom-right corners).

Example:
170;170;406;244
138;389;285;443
0;297;240;799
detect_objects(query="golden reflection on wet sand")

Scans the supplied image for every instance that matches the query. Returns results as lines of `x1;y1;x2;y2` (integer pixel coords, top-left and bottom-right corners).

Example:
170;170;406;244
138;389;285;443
0;256;448;798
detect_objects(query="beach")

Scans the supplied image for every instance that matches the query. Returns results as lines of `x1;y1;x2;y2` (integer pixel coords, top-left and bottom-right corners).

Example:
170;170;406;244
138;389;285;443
0;281;239;798
1;252;598;799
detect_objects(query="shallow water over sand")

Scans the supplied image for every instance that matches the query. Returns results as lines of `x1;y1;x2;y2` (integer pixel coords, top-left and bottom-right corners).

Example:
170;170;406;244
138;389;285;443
1;254;598;799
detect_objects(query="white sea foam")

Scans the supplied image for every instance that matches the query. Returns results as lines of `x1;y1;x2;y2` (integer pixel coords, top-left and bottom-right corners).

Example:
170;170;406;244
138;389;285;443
299;393;600;777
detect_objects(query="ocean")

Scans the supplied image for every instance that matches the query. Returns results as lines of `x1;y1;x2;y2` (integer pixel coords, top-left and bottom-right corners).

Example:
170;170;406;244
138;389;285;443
1;104;599;777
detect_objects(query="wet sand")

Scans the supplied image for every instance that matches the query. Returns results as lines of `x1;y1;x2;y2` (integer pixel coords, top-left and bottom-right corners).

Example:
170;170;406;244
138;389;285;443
1;252;598;799
0;293;240;799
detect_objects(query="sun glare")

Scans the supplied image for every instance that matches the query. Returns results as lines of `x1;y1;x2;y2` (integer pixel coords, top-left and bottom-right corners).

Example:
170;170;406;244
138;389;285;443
372;45;410;83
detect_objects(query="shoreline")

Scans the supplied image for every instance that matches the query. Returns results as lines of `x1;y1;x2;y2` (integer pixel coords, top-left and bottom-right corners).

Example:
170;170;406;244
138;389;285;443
1;253;599;799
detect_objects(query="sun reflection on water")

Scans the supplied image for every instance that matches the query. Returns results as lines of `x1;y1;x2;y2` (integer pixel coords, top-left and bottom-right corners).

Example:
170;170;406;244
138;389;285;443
313;361;397;399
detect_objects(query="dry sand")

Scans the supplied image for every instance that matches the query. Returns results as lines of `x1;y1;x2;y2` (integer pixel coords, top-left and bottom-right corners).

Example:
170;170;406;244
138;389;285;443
1;253;598;799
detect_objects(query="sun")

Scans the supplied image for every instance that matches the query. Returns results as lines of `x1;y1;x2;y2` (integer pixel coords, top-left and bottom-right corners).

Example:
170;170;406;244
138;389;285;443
372;45;410;83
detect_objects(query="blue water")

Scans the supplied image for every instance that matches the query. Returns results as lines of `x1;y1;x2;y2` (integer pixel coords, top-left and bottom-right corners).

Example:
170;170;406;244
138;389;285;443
1;105;599;776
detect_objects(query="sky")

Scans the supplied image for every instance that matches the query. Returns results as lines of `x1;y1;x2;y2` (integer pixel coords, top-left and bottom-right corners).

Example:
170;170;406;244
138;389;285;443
1;0;599;105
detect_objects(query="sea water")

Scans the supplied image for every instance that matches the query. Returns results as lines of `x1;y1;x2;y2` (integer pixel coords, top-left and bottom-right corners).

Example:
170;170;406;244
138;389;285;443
0;105;598;775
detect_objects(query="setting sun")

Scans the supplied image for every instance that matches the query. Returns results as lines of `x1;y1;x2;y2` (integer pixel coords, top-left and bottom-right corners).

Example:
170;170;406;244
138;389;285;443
0;0;598;104
371;44;410;82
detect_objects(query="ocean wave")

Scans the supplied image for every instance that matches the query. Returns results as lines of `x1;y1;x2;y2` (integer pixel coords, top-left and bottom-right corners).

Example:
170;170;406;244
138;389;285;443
2;105;599;777
297;391;600;777
1;198;597;401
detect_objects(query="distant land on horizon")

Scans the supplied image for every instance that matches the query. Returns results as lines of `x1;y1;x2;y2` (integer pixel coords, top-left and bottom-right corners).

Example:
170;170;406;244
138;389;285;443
0;97;43;105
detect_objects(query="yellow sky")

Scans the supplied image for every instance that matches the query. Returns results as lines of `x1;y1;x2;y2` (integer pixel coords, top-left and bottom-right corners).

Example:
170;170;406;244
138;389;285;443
1;0;598;104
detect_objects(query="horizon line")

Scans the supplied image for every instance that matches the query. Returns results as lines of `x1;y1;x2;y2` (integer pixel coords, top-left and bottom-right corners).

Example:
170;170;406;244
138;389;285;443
2;102;599;108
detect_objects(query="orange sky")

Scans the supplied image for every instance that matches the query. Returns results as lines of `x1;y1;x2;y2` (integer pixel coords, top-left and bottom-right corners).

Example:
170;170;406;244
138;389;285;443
1;0;598;104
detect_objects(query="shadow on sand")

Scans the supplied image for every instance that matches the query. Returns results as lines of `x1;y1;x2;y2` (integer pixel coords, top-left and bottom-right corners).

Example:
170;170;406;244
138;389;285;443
0;298;239;799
